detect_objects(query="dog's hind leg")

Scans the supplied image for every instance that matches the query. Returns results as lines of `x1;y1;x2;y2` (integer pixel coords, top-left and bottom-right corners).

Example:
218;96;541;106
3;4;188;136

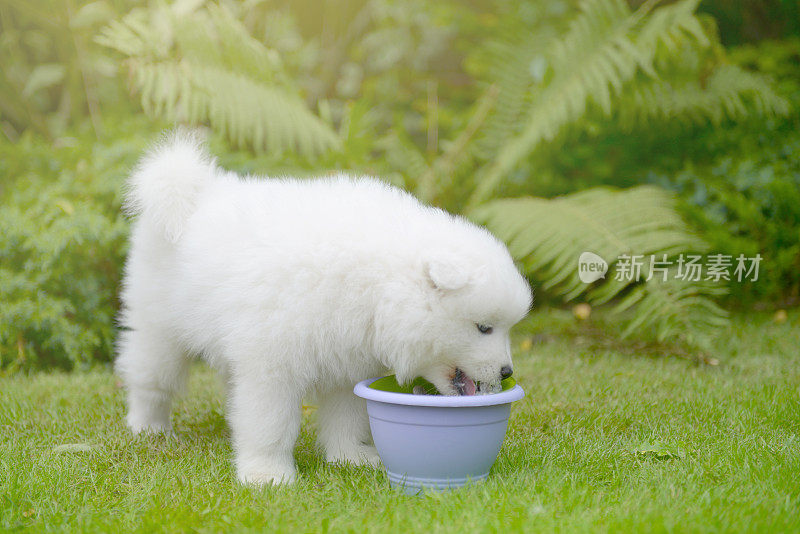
228;365;301;485
316;387;380;467
116;327;188;434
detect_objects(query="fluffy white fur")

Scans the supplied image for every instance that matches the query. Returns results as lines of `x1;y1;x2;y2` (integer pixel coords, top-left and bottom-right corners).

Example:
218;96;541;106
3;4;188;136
116;131;532;485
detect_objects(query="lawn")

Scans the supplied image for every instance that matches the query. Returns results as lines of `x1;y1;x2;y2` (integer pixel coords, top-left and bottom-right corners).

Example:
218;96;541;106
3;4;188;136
1;310;798;532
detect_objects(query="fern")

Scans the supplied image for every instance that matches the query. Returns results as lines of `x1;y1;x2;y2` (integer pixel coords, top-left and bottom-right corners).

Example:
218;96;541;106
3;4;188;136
618;63;790;127
465;0;786;207
612;273;729;346
96;2;339;157
447;0;779;347
471;36;552;163
473;186;729;348
467;0;699;206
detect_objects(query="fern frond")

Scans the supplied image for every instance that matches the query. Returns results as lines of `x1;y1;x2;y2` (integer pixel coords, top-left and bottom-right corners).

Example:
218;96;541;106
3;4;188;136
174;4;284;83
618;63;790;127
473;186;729;346
467;0;707;208
97;3;339;157
378;130;430;189
612;273;728;347
472;36;551;161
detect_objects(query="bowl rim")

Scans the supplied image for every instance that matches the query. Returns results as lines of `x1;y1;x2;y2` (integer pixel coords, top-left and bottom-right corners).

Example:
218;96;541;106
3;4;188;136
354;376;525;407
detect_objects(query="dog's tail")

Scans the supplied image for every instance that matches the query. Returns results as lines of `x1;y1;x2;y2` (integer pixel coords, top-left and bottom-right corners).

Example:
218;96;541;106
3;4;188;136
125;129;217;243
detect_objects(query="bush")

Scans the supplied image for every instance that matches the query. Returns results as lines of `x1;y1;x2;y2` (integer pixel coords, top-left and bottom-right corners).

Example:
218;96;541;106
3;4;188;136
648;127;800;306
497;37;800;305
0;120;156;371
649;38;800;305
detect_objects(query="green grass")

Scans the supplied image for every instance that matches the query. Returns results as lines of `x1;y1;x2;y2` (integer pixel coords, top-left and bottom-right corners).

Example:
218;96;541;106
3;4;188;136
2;311;799;532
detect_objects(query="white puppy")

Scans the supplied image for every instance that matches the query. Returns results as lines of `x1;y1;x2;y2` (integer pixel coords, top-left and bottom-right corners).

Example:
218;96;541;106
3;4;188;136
116;131;531;485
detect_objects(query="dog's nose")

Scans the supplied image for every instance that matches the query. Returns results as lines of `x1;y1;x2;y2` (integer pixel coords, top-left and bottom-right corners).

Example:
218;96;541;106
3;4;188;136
500;365;513;379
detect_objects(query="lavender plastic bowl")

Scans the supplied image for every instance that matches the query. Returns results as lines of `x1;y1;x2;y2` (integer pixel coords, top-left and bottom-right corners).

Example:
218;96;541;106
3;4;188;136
353;375;524;494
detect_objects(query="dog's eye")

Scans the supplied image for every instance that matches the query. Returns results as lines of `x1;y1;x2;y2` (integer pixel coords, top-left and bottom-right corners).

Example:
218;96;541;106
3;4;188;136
476;323;493;334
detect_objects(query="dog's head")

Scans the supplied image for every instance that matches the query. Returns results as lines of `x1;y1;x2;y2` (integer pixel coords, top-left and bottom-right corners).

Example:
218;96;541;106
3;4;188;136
382;230;532;395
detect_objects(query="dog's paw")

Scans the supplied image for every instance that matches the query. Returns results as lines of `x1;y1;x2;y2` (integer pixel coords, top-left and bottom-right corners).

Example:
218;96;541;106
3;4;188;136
127;417;173;436
326;444;381;467
237;459;297;486
239;469;297;486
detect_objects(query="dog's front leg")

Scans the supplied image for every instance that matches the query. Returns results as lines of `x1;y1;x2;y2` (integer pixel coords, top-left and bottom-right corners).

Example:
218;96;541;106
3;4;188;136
228;370;301;485
316;387;380;467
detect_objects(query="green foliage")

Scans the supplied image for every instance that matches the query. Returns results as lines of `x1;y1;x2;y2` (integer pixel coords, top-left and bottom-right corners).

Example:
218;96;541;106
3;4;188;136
474;186;728;347
618;63;788;127
0;0;129;138
433;0;789;345
651;132;800;305
472;0;708;181
700;0;800;46
474;36;800;306
0;122;154;371
1;1;796;369
467;37;799;202
96;1;340;157
641;37;800;305
462;0;788;207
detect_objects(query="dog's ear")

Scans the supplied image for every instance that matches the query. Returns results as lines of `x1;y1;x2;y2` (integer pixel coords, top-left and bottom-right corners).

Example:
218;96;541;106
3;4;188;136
425;256;480;291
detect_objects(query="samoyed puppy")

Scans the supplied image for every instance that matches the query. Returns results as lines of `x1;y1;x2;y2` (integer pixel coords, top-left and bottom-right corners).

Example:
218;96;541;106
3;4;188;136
117;131;531;485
